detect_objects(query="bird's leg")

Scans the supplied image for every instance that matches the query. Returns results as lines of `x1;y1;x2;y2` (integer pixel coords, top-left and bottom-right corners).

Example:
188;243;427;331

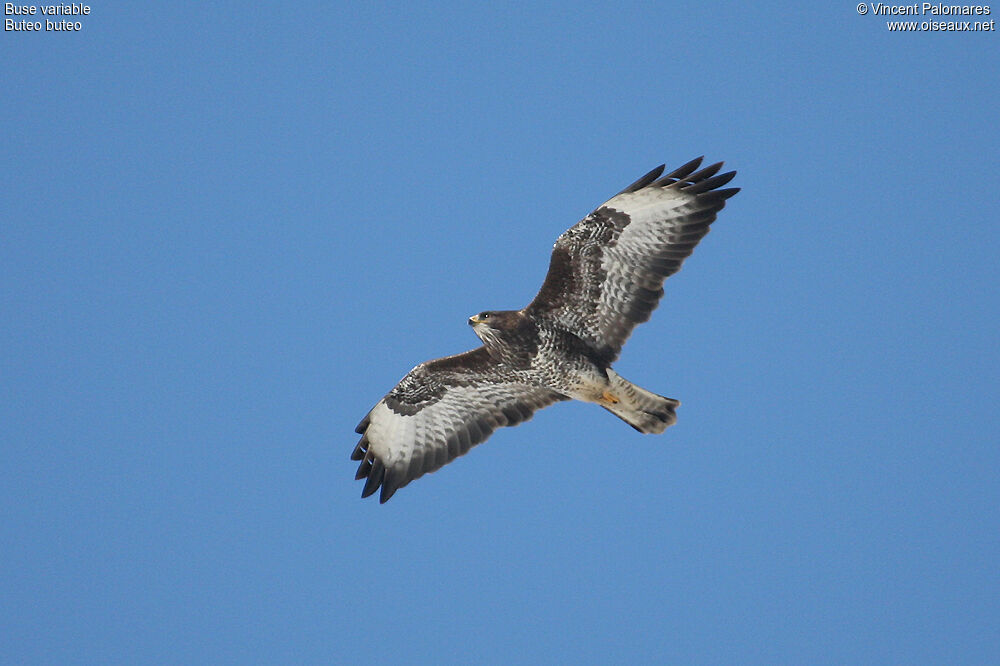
600;390;620;404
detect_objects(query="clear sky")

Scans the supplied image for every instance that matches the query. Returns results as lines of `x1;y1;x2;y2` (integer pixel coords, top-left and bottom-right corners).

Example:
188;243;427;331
3;2;998;663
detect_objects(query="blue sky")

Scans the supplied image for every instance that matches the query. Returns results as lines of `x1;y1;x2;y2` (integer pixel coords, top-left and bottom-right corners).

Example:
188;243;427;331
3;2;998;663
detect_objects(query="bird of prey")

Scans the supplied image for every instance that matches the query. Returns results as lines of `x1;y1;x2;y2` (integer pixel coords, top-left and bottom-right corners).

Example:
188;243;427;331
352;157;738;502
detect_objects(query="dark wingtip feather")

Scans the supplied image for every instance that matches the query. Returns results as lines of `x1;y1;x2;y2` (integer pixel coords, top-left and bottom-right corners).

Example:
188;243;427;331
617;164;665;195
665;156;704;180
686;161;724;182
350;434;369;461
379;469;400;503
355;451;373;480
713;187;740;200
653;156;722;187
361;459;384;498
355;415;370;434
685;170;737;194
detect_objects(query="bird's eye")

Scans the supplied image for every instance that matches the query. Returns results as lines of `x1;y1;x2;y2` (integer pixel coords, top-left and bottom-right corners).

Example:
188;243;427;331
481;312;490;319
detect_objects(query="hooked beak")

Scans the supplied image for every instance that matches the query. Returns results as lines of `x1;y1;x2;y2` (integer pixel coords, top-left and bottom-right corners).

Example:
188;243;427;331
468;314;483;326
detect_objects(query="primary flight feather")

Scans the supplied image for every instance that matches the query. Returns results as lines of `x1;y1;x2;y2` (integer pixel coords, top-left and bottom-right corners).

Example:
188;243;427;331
352;157;739;502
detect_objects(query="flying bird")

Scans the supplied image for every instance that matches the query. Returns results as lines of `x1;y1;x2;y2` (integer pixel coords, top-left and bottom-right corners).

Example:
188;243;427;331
352;157;738;502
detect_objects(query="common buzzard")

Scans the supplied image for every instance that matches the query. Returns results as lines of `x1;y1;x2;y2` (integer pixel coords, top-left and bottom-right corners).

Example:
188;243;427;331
352;157;738;502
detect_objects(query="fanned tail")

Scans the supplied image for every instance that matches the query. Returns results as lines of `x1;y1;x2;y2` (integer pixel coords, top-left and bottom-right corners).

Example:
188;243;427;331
602;369;679;434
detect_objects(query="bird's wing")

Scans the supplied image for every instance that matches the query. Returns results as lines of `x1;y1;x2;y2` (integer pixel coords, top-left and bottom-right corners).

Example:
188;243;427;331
524;157;738;362
352;347;568;503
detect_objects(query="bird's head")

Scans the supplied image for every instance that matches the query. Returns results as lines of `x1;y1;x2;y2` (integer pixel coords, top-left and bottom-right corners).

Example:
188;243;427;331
468;311;493;327
468;310;524;343
468;310;536;363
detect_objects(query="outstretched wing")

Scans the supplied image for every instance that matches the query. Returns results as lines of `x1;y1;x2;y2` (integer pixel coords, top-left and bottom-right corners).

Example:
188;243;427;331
352;347;568;503
525;157;739;363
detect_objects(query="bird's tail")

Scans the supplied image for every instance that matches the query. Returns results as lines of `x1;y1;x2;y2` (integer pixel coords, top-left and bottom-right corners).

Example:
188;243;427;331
601;369;679;434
